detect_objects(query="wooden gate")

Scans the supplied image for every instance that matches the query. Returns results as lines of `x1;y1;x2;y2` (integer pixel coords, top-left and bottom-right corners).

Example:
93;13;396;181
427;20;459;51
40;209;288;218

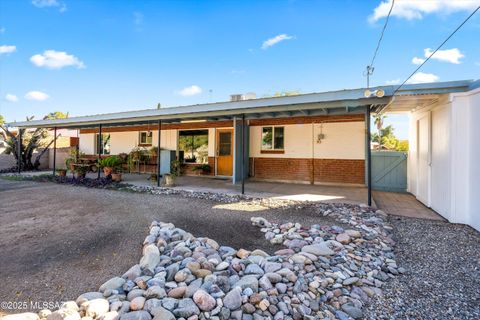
371;151;408;192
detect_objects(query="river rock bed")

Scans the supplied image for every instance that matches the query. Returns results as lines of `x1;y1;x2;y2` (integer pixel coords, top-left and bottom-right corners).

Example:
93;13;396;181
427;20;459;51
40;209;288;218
5;202;400;320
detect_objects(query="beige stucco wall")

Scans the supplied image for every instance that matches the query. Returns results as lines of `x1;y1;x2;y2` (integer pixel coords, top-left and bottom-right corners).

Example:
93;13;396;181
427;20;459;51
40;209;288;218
249;122;365;159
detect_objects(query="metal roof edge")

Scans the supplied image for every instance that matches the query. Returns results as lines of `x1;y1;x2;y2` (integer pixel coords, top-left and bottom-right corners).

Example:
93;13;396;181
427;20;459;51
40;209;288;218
7;79;476;128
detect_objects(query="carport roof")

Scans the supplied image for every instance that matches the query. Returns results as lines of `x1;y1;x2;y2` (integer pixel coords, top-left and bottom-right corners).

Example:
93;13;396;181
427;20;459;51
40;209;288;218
8;79;476;129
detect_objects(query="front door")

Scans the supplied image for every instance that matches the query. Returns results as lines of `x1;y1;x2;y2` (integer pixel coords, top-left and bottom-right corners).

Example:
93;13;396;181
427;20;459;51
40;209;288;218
216;129;233;176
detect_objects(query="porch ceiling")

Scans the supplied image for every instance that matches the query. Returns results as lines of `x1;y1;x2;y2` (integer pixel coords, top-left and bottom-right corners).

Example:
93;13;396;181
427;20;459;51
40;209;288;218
381;94;440;113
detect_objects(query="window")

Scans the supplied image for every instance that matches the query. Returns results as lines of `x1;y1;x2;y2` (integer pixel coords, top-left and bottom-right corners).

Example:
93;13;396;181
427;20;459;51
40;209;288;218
139;131;153;145
262;126;284;150
95;133;111;155
178;130;209;164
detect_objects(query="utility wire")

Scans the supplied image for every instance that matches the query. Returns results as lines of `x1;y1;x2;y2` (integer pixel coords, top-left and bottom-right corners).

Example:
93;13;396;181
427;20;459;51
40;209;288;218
392;5;480;96
370;0;395;68
365;0;395;87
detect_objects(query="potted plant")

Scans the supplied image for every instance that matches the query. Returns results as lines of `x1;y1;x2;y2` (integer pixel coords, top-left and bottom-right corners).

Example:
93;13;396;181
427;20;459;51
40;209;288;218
65;148;85;173
57;168;67;177
111;159;124;182
74;165;88;179
98;156;123;177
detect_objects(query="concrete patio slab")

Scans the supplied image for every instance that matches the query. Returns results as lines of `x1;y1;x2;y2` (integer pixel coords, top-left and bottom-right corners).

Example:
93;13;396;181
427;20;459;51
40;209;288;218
373;190;445;221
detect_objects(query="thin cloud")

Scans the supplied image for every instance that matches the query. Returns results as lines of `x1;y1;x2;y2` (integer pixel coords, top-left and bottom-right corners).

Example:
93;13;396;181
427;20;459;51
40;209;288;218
0;45;16;54
25;91;50;101
424;48;465;64
261;34;294;50
411;57;425;65
406;72;439;84
5;94;19;102
30;50;85;69
412;48;465;65
32;0;67;12
370;0;480;22
176;85;202;96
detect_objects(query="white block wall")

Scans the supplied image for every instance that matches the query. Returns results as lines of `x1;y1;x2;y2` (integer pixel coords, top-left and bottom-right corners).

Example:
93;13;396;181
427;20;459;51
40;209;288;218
249;122;365;159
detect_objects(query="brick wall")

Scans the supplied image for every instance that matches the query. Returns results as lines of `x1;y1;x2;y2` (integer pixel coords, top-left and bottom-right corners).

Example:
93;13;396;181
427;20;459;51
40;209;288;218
250;157;365;185
314;159;365;184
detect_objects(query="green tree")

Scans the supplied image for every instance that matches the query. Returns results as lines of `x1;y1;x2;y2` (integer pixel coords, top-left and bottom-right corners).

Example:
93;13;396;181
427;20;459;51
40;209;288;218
0;114;5;125
0;112;68;170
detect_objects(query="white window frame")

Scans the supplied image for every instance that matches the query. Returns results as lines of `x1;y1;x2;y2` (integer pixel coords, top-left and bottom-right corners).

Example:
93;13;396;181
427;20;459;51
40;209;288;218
139;131;153;146
261;126;285;150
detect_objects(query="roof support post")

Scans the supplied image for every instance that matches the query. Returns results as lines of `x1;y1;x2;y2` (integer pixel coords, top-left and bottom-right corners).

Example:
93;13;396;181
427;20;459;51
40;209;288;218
17;129;22;174
366;106;372;206
241;114;245;195
97;124;102;179
157;120;162;187
53;127;57;176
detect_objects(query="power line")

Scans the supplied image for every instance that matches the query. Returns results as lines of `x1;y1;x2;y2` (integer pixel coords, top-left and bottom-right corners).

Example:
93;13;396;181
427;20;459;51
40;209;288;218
365;0;395;88
392;5;480;96
370;0;395;68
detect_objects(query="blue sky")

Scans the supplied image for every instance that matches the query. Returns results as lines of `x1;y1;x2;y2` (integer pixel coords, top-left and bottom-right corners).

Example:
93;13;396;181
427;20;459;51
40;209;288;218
1;0;479;139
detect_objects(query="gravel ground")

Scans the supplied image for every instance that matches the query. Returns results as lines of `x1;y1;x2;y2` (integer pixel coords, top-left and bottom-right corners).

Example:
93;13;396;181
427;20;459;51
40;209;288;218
1;178;479;319
0;179;344;314
363;215;480;320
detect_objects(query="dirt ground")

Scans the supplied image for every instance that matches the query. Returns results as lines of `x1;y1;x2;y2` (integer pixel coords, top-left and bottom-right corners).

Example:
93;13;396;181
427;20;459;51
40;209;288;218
0;179;341;314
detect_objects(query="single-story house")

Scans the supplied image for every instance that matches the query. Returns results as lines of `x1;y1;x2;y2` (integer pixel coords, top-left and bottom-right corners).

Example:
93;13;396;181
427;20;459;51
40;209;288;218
8;79;480;231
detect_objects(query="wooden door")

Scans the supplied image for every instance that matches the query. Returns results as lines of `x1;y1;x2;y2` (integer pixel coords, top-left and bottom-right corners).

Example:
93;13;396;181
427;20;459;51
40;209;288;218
216;129;233;176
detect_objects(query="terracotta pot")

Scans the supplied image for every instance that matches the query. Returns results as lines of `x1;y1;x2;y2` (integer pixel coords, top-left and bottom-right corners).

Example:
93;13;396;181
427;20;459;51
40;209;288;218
69;163;75;171
103;167;113;176
111;173;122;182
58;170;67;177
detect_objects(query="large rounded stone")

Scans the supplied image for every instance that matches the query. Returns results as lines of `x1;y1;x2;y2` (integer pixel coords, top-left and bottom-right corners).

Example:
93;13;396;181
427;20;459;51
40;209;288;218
151;306;175;320
99;277;126;293
193;289;216;311
336;233;351;244
130;297;146;311
85;299;110;319
223;287;242;310
139;244;160;275
301;243;335;256
119;311;152;320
